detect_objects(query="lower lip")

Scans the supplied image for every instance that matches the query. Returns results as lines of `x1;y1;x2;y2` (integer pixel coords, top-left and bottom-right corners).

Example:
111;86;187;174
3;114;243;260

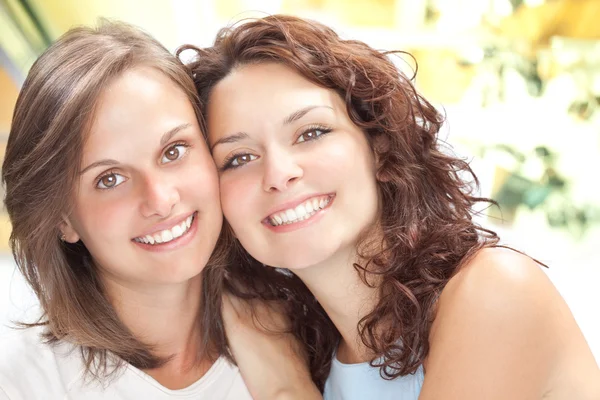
263;196;335;234
132;212;198;252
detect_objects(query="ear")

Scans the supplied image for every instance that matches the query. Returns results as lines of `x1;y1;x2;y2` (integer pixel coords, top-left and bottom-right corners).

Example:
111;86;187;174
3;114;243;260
59;216;80;243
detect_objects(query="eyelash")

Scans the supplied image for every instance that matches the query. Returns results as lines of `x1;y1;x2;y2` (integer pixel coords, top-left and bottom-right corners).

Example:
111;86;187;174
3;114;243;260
220;124;332;171
94;141;192;190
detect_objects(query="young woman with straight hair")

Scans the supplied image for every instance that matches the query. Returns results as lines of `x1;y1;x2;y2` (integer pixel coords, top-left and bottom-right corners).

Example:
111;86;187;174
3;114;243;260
0;20;314;400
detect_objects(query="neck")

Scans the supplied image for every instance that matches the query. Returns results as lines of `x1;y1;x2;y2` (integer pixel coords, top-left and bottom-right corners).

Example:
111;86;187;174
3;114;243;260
294;246;380;364
103;273;209;372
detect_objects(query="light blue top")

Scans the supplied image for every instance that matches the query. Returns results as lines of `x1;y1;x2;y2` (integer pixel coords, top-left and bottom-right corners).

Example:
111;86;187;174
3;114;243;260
323;355;424;400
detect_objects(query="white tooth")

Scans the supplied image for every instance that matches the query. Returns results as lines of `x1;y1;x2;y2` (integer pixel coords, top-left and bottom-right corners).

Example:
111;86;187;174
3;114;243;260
305;201;314;213
274;215;283;225
186;216;192;228
295;205;307;218
146;235;155;245
285;209;297;222
154;234;163;244
312;199;319;209
319;198;326;208
281;212;289;223
180;221;187;232
172;225;183;238
162;230;173;243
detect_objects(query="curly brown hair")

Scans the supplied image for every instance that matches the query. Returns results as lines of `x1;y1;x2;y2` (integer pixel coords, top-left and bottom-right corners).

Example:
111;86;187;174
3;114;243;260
180;14;500;390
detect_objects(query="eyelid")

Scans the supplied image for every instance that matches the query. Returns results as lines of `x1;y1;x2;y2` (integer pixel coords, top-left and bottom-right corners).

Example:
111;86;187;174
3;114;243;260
299;123;332;133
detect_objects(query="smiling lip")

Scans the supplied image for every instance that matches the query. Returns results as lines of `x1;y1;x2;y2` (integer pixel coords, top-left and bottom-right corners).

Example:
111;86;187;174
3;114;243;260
133;212;198;252
263;193;335;232
263;193;335;221
134;212;196;239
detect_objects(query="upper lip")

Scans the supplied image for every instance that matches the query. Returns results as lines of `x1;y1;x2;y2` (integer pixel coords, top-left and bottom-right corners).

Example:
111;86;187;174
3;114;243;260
263;193;333;220
133;212;195;238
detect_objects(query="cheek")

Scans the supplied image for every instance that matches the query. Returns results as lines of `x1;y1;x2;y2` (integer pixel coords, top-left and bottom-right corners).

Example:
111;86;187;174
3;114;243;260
219;172;258;223
313;136;379;220
188;159;221;205
74;195;132;241
311;136;375;181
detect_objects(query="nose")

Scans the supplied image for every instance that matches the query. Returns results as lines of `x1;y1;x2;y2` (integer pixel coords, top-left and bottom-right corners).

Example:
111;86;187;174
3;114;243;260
262;151;303;192
139;173;180;218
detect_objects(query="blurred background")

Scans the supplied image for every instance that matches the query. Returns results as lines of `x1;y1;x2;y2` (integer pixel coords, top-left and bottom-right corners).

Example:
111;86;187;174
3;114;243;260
1;0;598;360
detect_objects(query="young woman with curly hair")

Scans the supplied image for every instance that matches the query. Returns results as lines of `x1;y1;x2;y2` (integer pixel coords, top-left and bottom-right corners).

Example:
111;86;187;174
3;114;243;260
182;14;600;399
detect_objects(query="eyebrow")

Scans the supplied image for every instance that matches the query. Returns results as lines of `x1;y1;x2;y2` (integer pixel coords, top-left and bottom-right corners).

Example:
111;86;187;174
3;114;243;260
282;105;333;125
210;132;249;151
80;123;192;175
160;123;192;146
210;105;334;151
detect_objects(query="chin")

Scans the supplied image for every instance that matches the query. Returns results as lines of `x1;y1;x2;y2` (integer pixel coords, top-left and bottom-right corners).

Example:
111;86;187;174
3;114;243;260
270;253;328;271
161;264;204;285
165;249;211;279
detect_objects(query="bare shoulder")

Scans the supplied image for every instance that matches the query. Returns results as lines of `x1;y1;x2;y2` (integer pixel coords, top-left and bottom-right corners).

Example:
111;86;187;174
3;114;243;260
439;247;552;312
421;247;600;400
431;247;560;342
430;247;562;364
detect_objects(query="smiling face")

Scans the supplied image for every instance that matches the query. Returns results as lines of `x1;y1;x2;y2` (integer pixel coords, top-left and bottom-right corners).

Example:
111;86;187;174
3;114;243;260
207;62;380;270
62;66;222;288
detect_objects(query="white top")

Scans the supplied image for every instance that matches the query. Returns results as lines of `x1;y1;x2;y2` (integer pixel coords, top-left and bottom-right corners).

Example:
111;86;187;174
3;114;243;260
323;354;424;400
0;327;252;400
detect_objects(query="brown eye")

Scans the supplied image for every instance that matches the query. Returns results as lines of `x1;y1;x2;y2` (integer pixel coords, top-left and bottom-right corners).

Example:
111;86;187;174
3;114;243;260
165;147;179;161
230;154;258;167
161;144;188;164
102;174;116;187
300;131;317;141
296;128;330;143
96;172;125;189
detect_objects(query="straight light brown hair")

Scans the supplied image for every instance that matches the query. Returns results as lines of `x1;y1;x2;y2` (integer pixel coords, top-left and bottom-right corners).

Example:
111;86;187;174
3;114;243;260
2;20;227;379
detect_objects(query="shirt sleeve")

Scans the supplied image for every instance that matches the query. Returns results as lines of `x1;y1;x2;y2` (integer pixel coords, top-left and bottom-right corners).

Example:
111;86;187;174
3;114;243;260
0;385;11;400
